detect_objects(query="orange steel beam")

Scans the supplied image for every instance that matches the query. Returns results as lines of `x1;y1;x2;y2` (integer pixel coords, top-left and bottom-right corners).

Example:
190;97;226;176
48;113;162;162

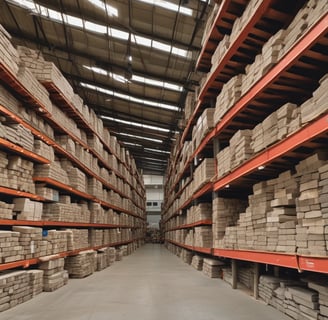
298;257;328;274
167;240;212;255
33;177;94;200
0;186;45;201
213;248;299;268
214;114;328;191
0;138;50;164
167;219;213;231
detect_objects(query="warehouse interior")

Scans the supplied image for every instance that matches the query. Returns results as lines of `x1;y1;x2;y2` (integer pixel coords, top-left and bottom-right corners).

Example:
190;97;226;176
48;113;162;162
0;0;328;319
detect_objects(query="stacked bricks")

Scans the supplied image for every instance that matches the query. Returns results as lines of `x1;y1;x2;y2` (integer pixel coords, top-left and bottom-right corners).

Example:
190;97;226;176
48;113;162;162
39;258;68;292
65;250;96;278
191;255;203;271
202;258;224;278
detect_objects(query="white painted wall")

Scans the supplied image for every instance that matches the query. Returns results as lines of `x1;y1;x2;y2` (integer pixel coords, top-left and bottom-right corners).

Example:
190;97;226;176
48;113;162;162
144;174;164;229
143;174;163;185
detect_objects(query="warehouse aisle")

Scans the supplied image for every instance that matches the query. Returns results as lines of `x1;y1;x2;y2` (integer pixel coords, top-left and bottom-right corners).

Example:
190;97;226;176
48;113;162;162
2;245;289;320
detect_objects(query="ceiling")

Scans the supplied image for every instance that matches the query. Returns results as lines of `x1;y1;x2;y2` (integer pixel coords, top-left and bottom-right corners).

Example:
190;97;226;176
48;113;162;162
0;0;212;174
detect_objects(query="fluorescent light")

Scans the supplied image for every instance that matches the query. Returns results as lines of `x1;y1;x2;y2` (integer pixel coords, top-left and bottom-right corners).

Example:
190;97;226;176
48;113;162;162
144;148;170;154
80;82;179;111
258;165;265;170
85;21;107;34
117;132;163;143
84;65;107;76
100;116;170;133
84;66;129;83
132;75;183;92
123;142;142;147
144;157;167;162
112;73;129;84
84;64;183;92
87;0;118;17
136;0;192;16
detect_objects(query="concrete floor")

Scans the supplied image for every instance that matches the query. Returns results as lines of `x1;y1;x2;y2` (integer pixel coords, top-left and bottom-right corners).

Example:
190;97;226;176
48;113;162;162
2;244;290;320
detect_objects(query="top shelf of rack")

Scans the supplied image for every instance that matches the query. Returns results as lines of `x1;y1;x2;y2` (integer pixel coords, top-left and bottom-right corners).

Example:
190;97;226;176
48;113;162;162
196;0;248;72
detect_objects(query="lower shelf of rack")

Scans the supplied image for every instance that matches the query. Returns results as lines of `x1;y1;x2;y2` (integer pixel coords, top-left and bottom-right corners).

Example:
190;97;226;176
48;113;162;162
166;240;328;273
166;240;212;254
0;238;144;271
0;219;138;228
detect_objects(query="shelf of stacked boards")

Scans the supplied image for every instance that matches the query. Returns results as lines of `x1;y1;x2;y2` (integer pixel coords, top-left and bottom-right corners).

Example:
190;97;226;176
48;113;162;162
0;24;146;313
163;4;328;318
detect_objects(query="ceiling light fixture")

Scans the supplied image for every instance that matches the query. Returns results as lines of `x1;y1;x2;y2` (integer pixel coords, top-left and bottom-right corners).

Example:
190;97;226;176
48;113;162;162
83;65;183;92
80;82;179;111
144;157;167;163
100;116;170;133
144;148;170;154
122;142;143;147
116;132;163;143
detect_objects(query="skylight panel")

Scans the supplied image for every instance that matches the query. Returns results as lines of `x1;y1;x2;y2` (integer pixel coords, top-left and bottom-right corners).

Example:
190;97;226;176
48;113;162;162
134;35;152;47
64;15;83;28
152;40;171;53
38;5;49;16
136;0;192;16
172;47;190;58
109;28;129;41
101;116;170;133
8;0;35;10
117;133;162;143
85;21;107;34
48;8;63;22
8;0;190;58
87;0;118;17
164;83;183;91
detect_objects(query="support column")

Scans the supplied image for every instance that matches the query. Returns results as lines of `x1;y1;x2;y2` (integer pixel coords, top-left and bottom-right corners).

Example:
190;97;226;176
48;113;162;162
232;259;238;289
274;266;279;277
253;263;260;299
213;136;220;157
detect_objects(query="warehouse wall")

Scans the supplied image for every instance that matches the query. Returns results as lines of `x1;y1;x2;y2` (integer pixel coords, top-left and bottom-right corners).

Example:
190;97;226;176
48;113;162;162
144;174;163;228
